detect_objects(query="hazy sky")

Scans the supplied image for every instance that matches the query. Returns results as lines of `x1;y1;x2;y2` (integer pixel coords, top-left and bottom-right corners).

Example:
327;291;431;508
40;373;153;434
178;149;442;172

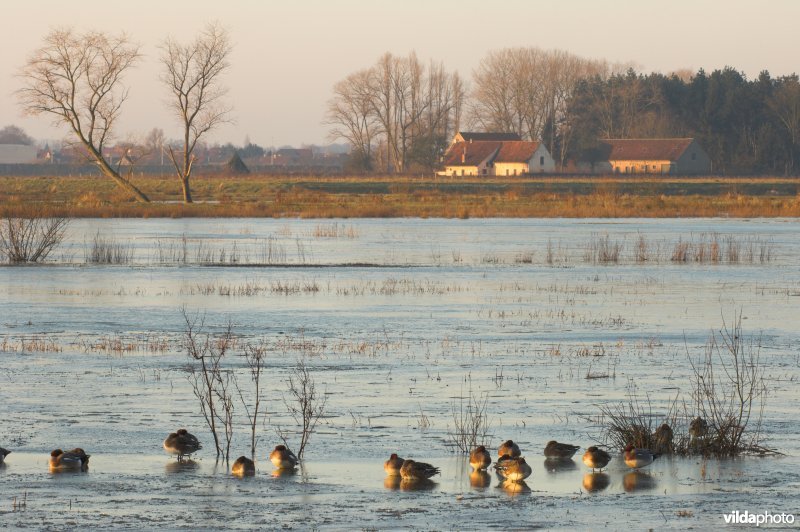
2;0;799;148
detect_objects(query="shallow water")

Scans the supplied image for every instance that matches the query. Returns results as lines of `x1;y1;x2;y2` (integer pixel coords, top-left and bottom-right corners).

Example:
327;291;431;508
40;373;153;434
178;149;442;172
1;218;799;529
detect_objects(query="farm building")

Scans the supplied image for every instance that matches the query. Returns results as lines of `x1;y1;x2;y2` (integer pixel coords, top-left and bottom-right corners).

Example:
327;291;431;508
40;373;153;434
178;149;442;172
440;139;555;176
0;144;37;164
580;138;712;175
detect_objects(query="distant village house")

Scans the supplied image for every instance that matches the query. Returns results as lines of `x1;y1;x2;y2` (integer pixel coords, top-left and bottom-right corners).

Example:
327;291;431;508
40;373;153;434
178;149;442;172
440;132;555;176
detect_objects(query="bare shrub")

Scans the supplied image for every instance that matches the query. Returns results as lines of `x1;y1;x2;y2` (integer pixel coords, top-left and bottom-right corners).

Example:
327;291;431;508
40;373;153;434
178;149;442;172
281;360;327;459
688;313;768;456
182;309;236;462
448;388;492;453
599;382;680;453
0;217;69;263
235;340;269;459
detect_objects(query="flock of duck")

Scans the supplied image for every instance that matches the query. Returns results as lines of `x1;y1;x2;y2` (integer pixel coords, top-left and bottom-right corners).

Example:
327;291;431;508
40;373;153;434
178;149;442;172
0;421;692;493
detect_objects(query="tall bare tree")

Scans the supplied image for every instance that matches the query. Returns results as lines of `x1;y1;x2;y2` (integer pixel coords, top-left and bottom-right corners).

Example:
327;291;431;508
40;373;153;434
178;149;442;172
161;23;232;203
17;28;148;202
326;52;464;173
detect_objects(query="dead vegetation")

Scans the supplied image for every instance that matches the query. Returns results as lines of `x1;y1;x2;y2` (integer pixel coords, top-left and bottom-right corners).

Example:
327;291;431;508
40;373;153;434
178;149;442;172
447;388;492;453
0;216;68;263
598;314;776;457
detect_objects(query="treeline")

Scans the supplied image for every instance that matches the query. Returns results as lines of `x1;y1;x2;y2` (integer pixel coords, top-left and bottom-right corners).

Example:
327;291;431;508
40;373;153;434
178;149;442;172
327;47;800;175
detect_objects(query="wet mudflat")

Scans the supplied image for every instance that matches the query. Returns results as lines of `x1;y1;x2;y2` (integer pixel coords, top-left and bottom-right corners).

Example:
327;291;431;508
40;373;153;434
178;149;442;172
1;218;799;529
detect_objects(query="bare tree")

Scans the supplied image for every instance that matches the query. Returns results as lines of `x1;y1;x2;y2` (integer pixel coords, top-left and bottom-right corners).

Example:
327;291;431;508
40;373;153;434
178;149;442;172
235;340;269;459
160;23;233;203
326;52;464;173
0;125;35;145
282;360;327;459
182;309;234;461
17;28;148;202
325;69;379;171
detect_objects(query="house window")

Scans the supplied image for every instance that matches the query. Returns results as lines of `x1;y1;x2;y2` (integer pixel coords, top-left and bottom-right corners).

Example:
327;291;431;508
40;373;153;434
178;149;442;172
540;156;544;165
505;169;509;176
452;171;456;177
461;169;464;176
514;169;518;176
482;168;487;175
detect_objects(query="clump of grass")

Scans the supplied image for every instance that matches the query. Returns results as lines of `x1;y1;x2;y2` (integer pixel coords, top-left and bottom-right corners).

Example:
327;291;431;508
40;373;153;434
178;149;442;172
86;231;134;264
311;222;358;238
584;233;623;263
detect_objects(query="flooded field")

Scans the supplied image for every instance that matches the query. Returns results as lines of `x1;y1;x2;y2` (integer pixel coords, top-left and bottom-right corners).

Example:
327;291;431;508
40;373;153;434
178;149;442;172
1;218;799;529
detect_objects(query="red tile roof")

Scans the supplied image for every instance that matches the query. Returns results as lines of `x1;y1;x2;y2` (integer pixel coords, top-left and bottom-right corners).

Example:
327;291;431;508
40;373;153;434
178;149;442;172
443;141;501;166
601;138;694;161
495;141;541;163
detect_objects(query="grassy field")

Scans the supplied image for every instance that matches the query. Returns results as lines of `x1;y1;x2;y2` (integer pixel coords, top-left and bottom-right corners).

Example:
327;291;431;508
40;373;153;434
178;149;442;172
1;174;799;218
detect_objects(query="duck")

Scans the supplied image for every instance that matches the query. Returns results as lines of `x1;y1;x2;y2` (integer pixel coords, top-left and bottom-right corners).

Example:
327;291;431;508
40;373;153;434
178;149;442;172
384;453;404;475
544;440;580;459
653;423;674;454
623;444;660;470
498;440;521;458
399;459;440;481
469;445;491;470
163;429;202;461
0;447;10;464
494;456;532;482
582;446;612;472
689;416;709;439
231;456;255;476
49;448;90;471
269;445;298;469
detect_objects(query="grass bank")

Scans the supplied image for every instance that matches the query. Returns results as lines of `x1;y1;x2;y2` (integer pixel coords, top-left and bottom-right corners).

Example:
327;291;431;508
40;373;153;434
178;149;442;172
1;174;798;218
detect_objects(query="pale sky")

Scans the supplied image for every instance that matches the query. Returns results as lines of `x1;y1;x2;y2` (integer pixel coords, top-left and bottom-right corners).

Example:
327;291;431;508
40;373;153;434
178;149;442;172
2;0;799;148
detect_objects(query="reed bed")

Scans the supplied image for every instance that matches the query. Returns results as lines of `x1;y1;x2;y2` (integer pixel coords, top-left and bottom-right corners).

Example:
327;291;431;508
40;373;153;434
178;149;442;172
1;174;799;218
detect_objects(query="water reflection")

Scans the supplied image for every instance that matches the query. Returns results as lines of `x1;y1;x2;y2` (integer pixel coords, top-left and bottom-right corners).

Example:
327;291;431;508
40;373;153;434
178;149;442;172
623;471;658;492
383;476;401;491
400;478;436;491
582;473;611;492
165;460;199;474
499;480;531;495
469;470;491;489
544;457;577;474
271;467;297;479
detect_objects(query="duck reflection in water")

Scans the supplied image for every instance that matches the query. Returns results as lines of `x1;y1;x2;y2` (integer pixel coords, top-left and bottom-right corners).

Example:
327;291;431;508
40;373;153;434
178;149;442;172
400;478;436;491
499;479;531;495
271;467;298;478
623;471;658;492
165;459;199;474
469;469;491;489
384;475;401;490
582;472;611;492
544;457;578;474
